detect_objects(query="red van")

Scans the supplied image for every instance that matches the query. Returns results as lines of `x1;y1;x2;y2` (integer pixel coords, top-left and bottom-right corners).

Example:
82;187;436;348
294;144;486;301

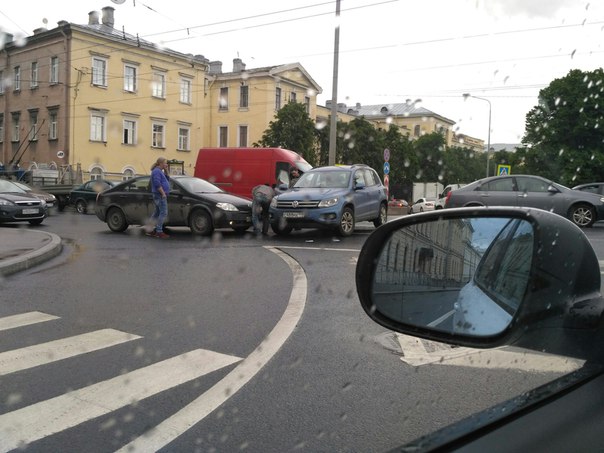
194;147;312;198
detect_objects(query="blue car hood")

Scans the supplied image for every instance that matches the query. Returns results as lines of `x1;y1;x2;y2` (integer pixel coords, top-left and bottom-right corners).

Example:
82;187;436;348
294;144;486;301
276;188;347;200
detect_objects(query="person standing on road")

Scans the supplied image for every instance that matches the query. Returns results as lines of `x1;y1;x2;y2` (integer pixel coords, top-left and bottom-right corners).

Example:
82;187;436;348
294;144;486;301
252;183;275;235
147;157;170;238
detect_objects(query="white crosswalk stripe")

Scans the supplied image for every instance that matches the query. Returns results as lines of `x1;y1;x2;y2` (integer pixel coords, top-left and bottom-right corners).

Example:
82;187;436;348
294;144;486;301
0;312;243;451
0;328;142;376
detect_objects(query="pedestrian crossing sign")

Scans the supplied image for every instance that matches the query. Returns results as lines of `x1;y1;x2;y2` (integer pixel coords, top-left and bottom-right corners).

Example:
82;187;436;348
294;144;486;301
497;164;511;176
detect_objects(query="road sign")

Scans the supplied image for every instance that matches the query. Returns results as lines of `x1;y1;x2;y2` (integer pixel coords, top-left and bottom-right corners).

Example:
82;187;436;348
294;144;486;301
497;164;511;176
383;162;390;175
383;148;390;162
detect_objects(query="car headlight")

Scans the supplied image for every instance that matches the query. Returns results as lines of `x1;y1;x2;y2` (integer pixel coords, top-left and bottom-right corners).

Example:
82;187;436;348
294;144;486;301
0;199;15;206
270;198;277;208
216;202;238;211
318;197;339;208
40;200;47;207
600;197;604;203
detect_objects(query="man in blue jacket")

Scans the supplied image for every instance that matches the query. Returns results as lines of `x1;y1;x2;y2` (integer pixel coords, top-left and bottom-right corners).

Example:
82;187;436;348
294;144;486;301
147;157;170;238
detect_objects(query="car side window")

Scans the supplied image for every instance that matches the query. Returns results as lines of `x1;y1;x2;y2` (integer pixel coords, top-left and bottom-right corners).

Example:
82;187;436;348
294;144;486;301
516;177;549;192
483;178;515;191
354;171;366;187
363;169;377;187
579;185;600;194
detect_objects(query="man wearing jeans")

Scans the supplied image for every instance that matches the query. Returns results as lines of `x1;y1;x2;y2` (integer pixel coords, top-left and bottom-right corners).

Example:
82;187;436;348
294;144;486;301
147;157;170;238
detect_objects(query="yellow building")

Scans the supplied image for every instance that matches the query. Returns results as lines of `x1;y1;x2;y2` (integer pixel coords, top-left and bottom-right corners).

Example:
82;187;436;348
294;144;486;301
205;59;322;148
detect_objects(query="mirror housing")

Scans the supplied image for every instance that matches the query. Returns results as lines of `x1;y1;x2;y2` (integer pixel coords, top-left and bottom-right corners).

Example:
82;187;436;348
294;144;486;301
356;207;604;360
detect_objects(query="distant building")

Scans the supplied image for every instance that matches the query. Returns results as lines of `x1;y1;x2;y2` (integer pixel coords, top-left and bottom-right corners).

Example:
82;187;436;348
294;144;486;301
451;133;485;153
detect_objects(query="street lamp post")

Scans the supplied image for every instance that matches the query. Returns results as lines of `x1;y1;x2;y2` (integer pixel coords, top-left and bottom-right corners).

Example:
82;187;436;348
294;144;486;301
463;93;491;178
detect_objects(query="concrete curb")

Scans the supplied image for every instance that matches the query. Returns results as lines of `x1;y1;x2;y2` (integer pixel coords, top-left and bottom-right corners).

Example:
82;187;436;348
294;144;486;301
0;231;63;276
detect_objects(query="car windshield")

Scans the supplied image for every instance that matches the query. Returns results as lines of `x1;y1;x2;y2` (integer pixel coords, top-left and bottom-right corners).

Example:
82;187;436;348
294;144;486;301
294;170;350;188
175;176;223;194
2;1;603;451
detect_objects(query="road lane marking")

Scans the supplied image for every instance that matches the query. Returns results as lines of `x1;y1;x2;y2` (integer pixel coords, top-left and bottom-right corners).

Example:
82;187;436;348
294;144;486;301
0;329;141;376
117;246;308;452
0;312;59;332
395;333;584;373
0;348;242;452
276;245;360;253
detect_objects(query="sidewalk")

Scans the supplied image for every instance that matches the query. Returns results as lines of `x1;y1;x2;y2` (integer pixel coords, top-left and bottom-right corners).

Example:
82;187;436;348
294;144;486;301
0;228;62;276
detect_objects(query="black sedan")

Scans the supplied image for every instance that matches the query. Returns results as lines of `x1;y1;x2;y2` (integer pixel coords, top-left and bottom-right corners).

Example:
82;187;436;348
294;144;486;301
0;179;47;225
69;179;117;214
95;175;252;235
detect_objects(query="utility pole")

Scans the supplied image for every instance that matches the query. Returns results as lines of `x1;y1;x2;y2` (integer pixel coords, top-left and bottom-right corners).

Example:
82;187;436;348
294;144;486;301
328;0;341;166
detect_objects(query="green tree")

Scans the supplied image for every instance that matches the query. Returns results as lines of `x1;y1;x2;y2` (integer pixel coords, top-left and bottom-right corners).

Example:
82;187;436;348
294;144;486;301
412;133;446;182
522;68;604;184
254;102;320;166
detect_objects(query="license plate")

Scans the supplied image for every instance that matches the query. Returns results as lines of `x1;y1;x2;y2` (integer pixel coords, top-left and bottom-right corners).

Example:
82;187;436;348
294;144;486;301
22;208;39;214
283;211;304;219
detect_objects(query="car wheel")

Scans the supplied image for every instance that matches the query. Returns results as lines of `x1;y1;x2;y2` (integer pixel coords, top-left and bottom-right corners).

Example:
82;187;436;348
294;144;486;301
28;219;44;225
106;207;128;232
569;203;595;228
271;221;293;236
75;199;88;214
189;209;213;235
373;203;387;228
337;207;355;237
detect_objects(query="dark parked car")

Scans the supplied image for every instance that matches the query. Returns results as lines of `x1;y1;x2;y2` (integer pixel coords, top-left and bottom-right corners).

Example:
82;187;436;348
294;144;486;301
269;164;388;236
0;179;47;225
444;174;604;228
69;179;117;214
95;175;252;235
572;182;604;195
11;181;57;210
356;207;604;451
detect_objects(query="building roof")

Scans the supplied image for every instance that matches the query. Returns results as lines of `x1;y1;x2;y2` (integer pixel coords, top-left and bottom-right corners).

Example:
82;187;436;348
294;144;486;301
346;103;456;126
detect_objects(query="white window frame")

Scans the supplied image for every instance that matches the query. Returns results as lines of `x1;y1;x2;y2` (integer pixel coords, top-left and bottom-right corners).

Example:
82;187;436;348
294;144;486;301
290;91;297;103
12;113;20;142
0;114;4;143
178;126;190;151
29;110;39;141
152;122;165;148
218;126;228;147
0;70;4;94
90;167;104;181
124;64;137;92
30;62;38;88
92;57;107;87
152;72;166;98
240;85;249;108
219;87;228;111
180;78;192;104
275;87;282;110
122;168;135;181
14;66;21;91
50;57;59;84
238;125;248;147
90;113;106;142
123;119;137;145
48;110;58;140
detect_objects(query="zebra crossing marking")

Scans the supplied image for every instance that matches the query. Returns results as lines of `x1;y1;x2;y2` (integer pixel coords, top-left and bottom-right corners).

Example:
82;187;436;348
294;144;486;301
0;348;242;451
0;328;142;376
0;311;59;332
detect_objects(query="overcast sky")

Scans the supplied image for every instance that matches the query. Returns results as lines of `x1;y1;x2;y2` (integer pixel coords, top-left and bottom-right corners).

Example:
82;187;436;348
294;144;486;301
1;0;602;145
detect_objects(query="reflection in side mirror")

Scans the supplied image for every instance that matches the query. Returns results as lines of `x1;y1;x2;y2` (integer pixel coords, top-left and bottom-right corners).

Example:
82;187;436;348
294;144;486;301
371;217;534;337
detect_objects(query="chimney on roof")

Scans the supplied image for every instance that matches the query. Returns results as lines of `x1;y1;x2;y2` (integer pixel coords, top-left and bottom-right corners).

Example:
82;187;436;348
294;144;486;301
233;58;246;73
356;102;361;109
88;11;100;25
101;6;115;28
208;61;223;75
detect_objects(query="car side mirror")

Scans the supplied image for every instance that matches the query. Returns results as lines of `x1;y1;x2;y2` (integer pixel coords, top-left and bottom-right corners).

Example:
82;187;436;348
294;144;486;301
355;207;604;361
355;182;366;190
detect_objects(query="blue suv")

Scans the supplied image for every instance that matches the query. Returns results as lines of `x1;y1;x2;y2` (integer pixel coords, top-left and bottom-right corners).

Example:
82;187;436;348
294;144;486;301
269;164;388;236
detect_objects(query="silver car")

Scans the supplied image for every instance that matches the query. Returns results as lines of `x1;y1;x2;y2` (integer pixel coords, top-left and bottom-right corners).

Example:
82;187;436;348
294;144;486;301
444;174;604;228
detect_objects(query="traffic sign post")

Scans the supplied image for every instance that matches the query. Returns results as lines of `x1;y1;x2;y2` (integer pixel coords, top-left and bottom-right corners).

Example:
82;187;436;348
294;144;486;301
383;149;390;199
497;164;511;176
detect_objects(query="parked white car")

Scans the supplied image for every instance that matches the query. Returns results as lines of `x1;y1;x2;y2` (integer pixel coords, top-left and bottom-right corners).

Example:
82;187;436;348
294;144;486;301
410;197;436;213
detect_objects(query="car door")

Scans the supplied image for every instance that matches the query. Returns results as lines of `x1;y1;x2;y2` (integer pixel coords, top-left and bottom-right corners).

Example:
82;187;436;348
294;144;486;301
352;169;373;220
166;179;188;226
361;169;384;219
478;177;517;207
515;176;567;215
121;177;153;223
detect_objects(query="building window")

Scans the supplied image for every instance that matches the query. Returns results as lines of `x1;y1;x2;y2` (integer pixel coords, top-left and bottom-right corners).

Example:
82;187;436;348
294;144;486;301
240;85;249;108
14;66;21;91
0;114;4;143
92;57;107;87
12;113;20;142
48;111;58;140
124;65;137;92
90;113;106;142
180;78;192;104
152;123;165;148
29;110;39;141
238;125;248;147
219;87;228;111
122;169;135;181
275;87;282;110
178;126;190;151
90;167;103;181
30;62;38;88
152;72;166;98
0;71;4;94
219;126;228;147
304;96;310;114
414;125;421;137
123;119;136;145
50;57;59;84
290;91;297;103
